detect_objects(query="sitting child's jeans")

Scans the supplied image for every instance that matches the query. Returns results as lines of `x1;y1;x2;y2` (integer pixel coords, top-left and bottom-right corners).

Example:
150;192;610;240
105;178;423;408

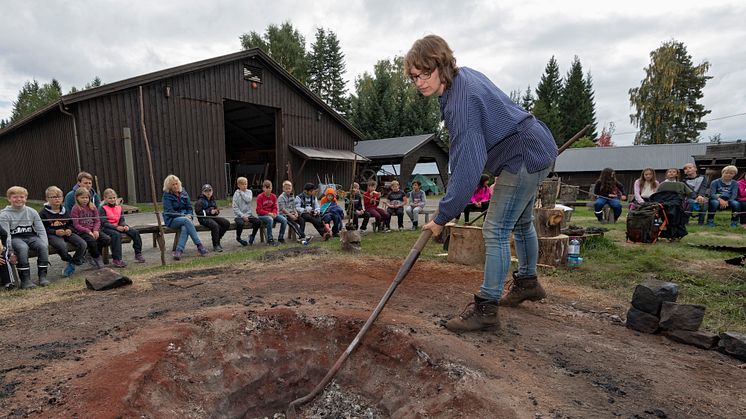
707;198;740;226
257;215;287;242
593;197;622;221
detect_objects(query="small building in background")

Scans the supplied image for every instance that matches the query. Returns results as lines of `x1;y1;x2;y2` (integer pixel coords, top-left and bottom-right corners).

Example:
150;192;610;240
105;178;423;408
554;143;709;198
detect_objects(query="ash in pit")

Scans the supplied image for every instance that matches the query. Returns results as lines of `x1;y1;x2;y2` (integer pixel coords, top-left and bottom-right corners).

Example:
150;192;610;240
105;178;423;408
123;308;495;418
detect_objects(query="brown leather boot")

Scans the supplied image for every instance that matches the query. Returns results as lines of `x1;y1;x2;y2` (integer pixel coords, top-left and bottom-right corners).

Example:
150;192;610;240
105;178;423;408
499;272;546;307
445;294;500;332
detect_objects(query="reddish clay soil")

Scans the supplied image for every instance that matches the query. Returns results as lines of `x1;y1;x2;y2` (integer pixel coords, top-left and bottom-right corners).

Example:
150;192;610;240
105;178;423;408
0;250;744;418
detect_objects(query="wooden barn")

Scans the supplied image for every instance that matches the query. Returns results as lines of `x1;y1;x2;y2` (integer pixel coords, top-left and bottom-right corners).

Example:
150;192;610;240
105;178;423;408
0;49;365;202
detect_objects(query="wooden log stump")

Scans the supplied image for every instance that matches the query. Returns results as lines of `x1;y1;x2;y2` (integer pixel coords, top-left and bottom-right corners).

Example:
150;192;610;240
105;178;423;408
533;208;565;237
537;234;569;267
447;224;485;266
537;177;561;209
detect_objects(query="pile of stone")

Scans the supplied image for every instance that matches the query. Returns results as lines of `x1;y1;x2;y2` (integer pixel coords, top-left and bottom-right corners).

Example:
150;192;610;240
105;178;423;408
626;279;746;361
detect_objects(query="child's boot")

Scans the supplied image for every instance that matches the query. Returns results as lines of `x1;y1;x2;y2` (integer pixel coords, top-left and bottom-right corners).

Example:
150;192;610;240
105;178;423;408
197;243;209;256
38;266;50;286
135;253;146;263
18;268;36;289
94;256;105;269
63;262;76;277
248;234;256;245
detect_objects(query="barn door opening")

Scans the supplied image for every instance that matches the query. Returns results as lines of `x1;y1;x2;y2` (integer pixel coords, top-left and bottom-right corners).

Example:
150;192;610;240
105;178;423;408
224;99;277;195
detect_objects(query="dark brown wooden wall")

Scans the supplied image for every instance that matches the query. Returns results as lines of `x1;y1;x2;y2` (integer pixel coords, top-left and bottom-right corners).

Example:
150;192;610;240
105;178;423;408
0;111;78;200
1;55;358;202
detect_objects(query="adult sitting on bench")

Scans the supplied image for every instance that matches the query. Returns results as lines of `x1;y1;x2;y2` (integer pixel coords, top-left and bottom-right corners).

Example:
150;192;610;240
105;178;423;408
593;168;626;223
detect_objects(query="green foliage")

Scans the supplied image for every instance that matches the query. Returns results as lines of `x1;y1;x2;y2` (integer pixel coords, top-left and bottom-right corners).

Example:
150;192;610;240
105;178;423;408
629;40;711;144
508;89;521;105
308;28;349;114
68;76;104;94
533;56;564;145
521;84;534;112
240;21;309;83
9;79;62;123
348;56;440;140
570;136;596;148
559;57;597;141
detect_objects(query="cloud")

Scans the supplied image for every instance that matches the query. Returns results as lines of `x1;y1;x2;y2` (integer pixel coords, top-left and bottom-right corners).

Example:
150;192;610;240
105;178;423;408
0;0;744;144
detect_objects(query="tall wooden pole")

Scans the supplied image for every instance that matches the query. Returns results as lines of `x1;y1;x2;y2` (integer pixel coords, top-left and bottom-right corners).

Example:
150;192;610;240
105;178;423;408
139;86;167;265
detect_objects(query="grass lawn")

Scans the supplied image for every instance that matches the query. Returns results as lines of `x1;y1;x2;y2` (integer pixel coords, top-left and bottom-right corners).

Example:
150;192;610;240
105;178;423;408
2;203;744;333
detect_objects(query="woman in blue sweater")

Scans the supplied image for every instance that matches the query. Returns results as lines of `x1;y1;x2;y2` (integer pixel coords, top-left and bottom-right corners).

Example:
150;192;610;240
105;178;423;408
406;35;557;333
162;175;208;260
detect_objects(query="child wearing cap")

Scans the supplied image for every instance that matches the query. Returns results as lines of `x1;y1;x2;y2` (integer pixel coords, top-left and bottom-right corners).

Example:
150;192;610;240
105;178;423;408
319;187;344;237
195;184;230;252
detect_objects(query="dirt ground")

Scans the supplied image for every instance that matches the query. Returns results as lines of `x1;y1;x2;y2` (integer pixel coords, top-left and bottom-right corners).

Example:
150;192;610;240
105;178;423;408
0;248;744;418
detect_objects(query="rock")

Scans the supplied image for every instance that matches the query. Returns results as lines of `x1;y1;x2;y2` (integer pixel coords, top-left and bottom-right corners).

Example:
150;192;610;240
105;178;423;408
718;332;746;361
630;280;679;315
625;307;659;334
663;330;719;349
658;302;705;331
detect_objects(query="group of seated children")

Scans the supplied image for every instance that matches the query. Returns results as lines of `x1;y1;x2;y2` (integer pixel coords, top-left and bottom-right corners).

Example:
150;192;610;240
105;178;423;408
0;171;144;289
599;164;746;227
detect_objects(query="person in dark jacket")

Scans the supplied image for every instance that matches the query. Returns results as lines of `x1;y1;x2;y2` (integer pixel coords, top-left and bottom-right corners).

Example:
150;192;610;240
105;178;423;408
162;175;207;260
194;184;230;252
593;168;627;222
40;186;87;277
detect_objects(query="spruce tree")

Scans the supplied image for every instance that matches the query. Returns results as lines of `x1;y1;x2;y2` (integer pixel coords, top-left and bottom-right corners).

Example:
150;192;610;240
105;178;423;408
324;31;349;114
521;85;534;112
533;56;563;145
629;40;711;144
240;21;308;83
559;56;597;141
9;79;62;124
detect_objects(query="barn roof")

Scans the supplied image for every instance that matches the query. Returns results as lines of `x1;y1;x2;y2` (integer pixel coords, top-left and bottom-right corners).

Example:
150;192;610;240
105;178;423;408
289;145;369;162
354;133;436;159
554;143;708;172
0;48;364;139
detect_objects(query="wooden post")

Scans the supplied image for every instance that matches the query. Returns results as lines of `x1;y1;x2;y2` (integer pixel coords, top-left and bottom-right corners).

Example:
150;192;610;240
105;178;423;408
139;86;167;266
122;127;137;204
533;207;565;237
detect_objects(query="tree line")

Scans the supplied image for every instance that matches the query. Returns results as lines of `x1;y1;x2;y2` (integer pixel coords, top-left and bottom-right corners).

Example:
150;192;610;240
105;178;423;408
2;23;712;147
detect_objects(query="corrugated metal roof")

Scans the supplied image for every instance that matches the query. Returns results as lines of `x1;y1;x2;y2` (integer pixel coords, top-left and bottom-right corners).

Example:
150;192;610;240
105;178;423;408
289;145;369;162
554;143;709;172
378;162;446;176
354;134;435;159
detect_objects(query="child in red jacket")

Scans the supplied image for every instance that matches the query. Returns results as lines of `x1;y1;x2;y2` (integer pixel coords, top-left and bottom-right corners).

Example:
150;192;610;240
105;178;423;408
255;180;288;245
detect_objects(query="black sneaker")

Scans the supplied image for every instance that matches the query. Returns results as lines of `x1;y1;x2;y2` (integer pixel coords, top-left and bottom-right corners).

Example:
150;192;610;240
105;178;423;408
213;245;224;252
267;240;277;246
278;238;286;244
237;237;248;246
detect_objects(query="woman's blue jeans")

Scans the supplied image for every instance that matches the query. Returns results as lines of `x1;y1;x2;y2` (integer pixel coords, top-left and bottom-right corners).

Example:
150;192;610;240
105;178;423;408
481;165;551;301
593;197;622;220
170;217;202;251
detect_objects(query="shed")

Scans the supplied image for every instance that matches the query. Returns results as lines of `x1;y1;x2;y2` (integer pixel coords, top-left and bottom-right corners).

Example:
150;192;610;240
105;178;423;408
0;49;365;201
553;143;708;197
354;133;449;190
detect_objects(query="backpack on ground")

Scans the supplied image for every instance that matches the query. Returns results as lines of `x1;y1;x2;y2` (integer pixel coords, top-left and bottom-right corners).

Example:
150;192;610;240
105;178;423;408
626;201;666;243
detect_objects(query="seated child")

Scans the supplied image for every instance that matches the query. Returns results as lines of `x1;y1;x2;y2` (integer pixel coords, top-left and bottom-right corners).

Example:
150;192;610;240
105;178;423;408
72;187;111;269
405;180;427;230
256;180;287;245
278;180;308;243
64;171;101;214
348;182;370;233
162;175;207;259
0;186;49;288
194;184;230;252
41;186;87;277
232;177;262;246
363;180;390;232
295;183;331;240
0;225;14;289
320;187;344;237
462;174;491;223
99;188;145;264
385;180;407;230
706;165;740;227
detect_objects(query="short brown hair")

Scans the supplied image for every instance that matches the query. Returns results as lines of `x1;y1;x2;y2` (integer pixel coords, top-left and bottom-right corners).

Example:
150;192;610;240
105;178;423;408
367;180;377;188
404;35;458;90
77;171;93;182
262;180;272;189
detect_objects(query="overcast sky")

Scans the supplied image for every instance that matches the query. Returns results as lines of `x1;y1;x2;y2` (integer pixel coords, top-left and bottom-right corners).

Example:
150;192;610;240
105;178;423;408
1;0;744;145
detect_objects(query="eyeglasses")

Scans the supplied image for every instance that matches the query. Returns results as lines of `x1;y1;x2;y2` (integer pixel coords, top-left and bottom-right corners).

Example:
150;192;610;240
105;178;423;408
409;71;432;83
